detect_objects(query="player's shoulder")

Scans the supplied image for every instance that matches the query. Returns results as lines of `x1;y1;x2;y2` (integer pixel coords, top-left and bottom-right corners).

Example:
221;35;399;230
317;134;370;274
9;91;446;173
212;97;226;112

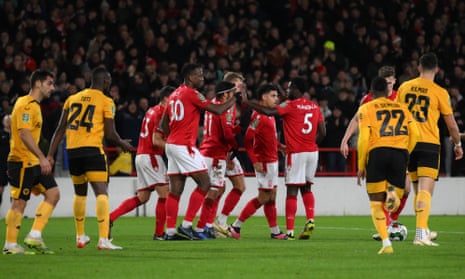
147;105;158;114
12;95;25;109
388;90;397;100
430;81;448;96
150;105;164;117
284;98;319;108
15;95;28;104
15;95;38;112
299;97;319;106
397;78;416;90
360;92;373;104
250;110;260;120
177;84;196;95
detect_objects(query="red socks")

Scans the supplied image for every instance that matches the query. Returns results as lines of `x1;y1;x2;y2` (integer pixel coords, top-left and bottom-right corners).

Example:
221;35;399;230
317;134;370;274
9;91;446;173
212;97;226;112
184;188;207;222
285;195;298;231
390;194;408;222
196;197;215;229
155;197;166;236
207;197;220;224
301;191;315;220
221;188;242;216
110;196;141;222
264;200;277;228
165;193;180;229
238;198;261;222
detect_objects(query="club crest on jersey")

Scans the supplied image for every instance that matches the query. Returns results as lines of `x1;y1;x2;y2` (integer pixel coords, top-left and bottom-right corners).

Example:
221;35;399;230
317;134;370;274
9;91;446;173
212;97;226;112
22;113;30;123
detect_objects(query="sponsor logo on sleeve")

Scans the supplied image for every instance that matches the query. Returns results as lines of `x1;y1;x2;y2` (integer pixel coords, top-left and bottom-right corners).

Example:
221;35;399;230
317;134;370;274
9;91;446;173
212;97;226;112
22;113;30;123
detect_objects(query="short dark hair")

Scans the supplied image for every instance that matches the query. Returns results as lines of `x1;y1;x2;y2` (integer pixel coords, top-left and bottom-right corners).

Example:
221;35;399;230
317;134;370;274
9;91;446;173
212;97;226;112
181;63;202;80
289;77;307;92
215;81;235;97
30;69;54;88
92;67;110;81
419;52;438;71
256;84;278;100
160;86;175;99
370;76;388;97
378;66;395;78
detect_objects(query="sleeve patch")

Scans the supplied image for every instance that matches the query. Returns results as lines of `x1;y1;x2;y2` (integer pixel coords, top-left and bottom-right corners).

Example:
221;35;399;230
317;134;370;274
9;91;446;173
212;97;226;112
250;117;259;129
197;92;206;102
22;112;30;123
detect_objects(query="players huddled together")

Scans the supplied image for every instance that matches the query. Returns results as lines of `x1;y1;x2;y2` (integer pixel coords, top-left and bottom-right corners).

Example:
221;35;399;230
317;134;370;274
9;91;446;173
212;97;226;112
3;52;463;255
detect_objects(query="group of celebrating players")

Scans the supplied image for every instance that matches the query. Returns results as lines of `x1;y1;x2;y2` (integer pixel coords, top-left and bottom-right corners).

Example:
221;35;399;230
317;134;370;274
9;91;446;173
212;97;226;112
3;52;463;255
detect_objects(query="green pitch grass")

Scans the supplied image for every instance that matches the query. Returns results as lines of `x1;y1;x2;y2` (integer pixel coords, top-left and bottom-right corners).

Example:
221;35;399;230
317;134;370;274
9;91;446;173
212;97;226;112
1;215;464;279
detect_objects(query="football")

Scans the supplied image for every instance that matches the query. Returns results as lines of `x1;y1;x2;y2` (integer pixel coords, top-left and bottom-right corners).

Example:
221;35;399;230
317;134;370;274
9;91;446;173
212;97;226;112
388;224;408;241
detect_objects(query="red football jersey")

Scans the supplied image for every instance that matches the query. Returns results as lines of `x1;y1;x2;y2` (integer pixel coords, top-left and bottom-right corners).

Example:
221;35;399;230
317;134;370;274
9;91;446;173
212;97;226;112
276;98;323;153
165;84;210;146
244;111;278;164
199;99;237;159
360;90;397;105
137;104;165;156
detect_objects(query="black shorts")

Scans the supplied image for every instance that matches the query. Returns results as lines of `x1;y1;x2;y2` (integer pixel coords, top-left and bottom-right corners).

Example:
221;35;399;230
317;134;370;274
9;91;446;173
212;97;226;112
408;142;440;181
7;161;58;200
67;147;108;183
366;147;408;189
0;163;8;186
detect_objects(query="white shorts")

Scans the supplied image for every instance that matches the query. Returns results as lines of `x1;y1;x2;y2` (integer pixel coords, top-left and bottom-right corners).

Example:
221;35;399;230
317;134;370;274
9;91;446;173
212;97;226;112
255;161;279;190
225;157;244;177
135;154;168;191
285;152;318;186
165;143;208;175
204;157;226;188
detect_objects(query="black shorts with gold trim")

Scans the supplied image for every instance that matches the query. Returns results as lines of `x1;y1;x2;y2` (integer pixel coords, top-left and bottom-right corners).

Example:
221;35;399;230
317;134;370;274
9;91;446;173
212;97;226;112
408;142;440;181
67;147;108;183
366;147;408;189
7;161;58;200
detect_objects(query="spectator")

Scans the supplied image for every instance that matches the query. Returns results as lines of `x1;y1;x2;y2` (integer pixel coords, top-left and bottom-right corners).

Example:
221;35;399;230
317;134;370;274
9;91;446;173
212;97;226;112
322;106;349;172
115;99;143;147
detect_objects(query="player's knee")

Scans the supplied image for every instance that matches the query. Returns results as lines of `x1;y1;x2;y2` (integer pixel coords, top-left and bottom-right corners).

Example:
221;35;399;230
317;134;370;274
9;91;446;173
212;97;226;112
198;183;211;192
11;199;27;212
137;194;150;204
44;187;60;205
156;185;169;198
233;183;245;192
287;187;299;196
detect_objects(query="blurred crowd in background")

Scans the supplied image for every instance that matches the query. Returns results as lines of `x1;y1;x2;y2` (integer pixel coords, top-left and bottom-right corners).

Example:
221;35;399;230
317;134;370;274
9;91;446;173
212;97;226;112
1;0;464;175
